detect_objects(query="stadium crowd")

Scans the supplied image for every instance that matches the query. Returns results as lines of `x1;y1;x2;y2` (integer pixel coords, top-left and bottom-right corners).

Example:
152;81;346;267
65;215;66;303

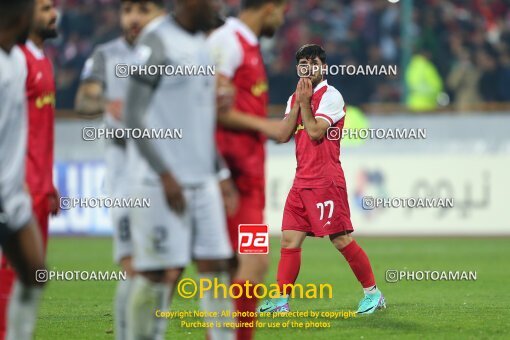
49;0;510;111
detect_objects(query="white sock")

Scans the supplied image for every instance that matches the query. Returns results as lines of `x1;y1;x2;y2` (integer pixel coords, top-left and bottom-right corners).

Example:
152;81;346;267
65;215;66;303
199;272;234;340
114;278;132;340
6;281;43;340
126;275;171;340
363;285;379;295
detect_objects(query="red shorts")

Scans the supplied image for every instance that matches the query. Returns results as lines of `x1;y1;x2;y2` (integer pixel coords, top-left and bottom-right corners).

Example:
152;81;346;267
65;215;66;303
282;184;353;237
227;183;265;252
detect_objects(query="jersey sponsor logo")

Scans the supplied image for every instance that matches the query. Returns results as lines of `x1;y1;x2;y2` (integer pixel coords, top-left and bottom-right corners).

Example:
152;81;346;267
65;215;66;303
238;224;269;254
251;80;268;97
35;92;55;109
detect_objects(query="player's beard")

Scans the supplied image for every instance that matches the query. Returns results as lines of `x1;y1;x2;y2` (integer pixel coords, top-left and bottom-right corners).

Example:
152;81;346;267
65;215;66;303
38;27;58;40
36;19;58;40
124;26;141;45
211;13;225;29
194;12;217;32
311;75;323;88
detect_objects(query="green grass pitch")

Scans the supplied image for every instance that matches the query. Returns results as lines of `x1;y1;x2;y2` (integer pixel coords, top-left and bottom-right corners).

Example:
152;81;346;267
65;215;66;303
37;237;510;339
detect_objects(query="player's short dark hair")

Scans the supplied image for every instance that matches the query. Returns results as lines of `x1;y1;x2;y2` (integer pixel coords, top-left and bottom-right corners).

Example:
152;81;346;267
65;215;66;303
295;44;327;64
0;0;34;28
120;0;165;8
241;0;286;10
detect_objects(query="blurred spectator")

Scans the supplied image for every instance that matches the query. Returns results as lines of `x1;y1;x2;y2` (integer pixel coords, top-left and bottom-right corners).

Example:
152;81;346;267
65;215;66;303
476;48;502;102
48;0;510;111
405;50;443;112
499;52;510;101
447;48;481;111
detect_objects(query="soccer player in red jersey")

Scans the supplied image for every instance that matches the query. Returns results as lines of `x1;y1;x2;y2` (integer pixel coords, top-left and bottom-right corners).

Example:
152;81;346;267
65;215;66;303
0;0;58;338
258;44;386;315
208;1;287;338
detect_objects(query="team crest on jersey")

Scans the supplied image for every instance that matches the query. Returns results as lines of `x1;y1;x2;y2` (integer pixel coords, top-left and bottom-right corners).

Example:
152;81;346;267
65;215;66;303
295;124;304;134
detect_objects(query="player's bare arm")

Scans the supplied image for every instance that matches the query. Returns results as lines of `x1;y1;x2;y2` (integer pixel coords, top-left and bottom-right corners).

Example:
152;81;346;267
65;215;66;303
48;186;60;216
216;74;235;115
125;78;185;214
75;81;106;117
216;74;283;140
299;78;329;141
274;82;303;143
214;147;239;216
75;46;107;116
124;32;185;214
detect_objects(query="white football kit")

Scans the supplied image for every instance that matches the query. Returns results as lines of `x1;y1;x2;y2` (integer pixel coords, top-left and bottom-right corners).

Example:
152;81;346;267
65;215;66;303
0;46;32;243
125;16;232;270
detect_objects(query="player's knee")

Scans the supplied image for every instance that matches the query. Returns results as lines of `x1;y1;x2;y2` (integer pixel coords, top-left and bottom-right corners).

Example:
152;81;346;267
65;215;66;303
330;233;353;250
120;256;135;278
227;256;238;271
140;270;166;283
281;236;300;249
196;259;230;273
21;264;46;288
164;268;183;284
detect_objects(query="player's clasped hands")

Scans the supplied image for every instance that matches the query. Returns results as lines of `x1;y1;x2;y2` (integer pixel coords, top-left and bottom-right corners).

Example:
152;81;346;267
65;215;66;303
296;77;313;106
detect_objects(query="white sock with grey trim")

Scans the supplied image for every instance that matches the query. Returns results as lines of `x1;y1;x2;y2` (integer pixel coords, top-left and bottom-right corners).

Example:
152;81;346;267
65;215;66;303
6;280;43;340
126;275;171;340
114;277;132;340
199;272;234;340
